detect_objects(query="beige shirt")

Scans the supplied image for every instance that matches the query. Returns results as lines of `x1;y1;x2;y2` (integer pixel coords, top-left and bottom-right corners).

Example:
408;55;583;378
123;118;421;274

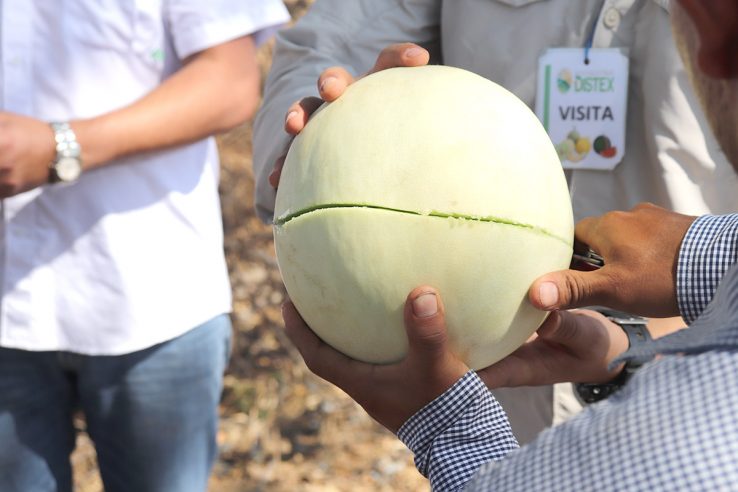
254;0;738;223
252;0;738;442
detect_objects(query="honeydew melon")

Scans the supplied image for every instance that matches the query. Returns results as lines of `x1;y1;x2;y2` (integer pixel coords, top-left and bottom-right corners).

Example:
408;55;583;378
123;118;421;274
274;65;573;370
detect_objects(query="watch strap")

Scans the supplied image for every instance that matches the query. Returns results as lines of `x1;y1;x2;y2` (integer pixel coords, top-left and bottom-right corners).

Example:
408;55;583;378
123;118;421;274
620;322;654;368
575;309;654;404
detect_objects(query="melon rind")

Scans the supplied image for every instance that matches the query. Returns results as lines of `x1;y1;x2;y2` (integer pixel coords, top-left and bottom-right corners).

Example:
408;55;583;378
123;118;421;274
273;66;574;369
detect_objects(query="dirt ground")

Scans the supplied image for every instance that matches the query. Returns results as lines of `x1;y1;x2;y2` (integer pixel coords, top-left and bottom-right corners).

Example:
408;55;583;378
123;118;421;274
71;2;429;491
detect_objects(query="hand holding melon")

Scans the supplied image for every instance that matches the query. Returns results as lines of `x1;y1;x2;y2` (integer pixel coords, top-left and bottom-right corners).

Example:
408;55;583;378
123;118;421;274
270;43;430;188
283;287;629;433
282;285;470;433
274;60;574;370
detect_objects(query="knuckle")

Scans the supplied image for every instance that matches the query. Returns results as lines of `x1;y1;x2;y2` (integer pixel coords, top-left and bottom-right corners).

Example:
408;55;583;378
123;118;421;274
603;209;628;224
562;272;603;307
379;45;399;59
416;327;447;350
632;201;656;212
378;43;413;66
560;275;583;305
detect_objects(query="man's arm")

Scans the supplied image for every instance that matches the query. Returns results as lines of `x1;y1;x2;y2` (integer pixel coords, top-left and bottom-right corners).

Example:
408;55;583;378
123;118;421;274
0;35;259;197
527;207;738;324
398;372;517;491
75;35;260;169
282;287;629;490
528;203;697;318
362;209;738;489
282;208;738;489
252;0;442;223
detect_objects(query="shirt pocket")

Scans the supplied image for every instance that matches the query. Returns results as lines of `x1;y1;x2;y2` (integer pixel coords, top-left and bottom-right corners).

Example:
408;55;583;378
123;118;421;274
64;1;166;68
63;0;137;52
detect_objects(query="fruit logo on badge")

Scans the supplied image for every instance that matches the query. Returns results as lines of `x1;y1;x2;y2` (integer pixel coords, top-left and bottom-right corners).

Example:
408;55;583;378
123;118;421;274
557;69;573;93
593;135;617;158
555;129;590;163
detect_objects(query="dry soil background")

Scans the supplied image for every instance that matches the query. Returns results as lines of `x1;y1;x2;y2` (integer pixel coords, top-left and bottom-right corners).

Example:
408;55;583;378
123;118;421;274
71;2;429;491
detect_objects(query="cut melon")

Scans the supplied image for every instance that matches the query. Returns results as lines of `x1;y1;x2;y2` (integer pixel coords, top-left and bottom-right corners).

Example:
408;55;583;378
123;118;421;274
274;66;573;370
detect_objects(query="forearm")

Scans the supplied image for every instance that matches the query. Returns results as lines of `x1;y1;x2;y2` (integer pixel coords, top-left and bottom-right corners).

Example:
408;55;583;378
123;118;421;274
74;35;259;170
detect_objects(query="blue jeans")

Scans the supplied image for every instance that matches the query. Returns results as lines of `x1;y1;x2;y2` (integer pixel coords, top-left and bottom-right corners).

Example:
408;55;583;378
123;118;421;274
0;315;232;492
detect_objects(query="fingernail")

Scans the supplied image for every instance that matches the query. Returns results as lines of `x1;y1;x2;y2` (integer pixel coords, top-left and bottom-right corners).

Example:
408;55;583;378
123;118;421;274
285;110;298;123
405;47;423;58
538;282;559;309
319;76;337;93
412;293;438;318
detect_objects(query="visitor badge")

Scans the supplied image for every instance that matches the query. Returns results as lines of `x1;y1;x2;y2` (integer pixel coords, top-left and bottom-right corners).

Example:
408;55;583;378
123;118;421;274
535;48;629;170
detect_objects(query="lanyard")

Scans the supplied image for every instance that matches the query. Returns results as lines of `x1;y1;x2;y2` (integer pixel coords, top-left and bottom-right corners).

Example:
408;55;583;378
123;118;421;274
583;11;598;65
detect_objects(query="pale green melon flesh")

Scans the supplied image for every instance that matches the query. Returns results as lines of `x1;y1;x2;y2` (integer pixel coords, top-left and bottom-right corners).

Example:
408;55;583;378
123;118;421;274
275;207;572;370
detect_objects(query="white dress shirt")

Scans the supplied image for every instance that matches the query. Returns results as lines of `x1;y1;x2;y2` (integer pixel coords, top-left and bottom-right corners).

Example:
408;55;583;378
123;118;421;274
0;0;290;354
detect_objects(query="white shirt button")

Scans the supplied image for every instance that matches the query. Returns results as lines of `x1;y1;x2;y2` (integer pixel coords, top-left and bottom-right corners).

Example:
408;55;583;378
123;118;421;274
603;8;621;29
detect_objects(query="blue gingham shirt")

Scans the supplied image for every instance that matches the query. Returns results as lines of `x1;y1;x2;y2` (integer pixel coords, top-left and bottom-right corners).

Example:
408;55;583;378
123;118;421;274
398;214;738;491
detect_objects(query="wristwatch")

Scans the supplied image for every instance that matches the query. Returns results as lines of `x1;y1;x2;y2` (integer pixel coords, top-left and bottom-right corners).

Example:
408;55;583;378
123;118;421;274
49;122;82;183
574;307;654;404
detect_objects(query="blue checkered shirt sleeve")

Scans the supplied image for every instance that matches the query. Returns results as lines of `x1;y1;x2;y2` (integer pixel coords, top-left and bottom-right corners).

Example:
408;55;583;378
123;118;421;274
677;214;738;323
397;372;518;490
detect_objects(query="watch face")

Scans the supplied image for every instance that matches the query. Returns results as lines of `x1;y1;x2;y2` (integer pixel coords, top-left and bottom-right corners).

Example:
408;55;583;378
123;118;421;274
55;156;82;182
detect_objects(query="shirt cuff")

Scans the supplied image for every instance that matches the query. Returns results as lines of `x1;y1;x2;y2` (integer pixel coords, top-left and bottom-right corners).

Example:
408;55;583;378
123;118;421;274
398;372;481;452
677;214;738;324
398;371;518;491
